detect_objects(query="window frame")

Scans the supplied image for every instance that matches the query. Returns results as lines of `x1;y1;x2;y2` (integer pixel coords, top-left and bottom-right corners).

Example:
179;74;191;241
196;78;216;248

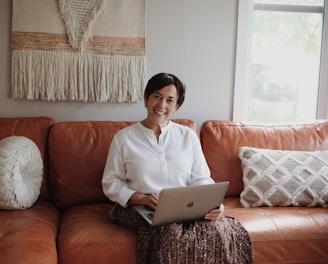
233;0;328;121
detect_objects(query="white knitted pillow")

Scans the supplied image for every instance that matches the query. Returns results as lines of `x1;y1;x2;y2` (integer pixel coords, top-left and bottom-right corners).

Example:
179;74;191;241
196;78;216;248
239;147;328;208
0;136;43;209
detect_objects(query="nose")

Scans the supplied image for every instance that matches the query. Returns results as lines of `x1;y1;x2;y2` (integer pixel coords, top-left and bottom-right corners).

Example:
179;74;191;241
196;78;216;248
157;98;166;107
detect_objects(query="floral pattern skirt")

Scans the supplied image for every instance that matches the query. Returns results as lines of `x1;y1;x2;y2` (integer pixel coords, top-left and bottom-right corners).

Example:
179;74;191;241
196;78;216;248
110;204;253;264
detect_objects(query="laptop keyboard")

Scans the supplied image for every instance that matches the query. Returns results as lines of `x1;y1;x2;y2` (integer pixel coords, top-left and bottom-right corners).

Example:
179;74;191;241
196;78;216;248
145;212;154;221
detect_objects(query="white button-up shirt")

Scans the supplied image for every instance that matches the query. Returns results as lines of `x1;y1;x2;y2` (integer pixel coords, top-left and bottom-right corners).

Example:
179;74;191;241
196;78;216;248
102;121;213;207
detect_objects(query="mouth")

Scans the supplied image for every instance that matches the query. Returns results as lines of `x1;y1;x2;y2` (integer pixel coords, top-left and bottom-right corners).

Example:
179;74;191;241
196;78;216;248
154;109;166;116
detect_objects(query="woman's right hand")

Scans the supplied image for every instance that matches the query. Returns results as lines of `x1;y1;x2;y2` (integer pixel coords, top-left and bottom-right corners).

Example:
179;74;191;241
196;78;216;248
129;192;159;210
142;193;159;210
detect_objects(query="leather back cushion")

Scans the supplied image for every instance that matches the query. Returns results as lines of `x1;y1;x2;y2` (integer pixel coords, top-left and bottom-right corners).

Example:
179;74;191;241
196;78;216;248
0;117;54;200
200;120;328;197
49;119;197;208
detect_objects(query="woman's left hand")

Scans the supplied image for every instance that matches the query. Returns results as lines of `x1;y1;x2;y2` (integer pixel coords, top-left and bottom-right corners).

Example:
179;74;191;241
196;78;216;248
204;203;224;221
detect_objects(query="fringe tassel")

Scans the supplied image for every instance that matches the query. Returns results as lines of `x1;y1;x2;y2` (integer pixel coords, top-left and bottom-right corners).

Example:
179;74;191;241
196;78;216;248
11;50;146;103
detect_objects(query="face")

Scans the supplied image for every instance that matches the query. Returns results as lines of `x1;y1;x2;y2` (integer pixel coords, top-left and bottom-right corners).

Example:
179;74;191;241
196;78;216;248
144;84;179;127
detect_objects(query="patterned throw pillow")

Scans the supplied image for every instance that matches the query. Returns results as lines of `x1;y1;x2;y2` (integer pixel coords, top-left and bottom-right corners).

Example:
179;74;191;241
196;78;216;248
0;136;43;209
239;147;328;208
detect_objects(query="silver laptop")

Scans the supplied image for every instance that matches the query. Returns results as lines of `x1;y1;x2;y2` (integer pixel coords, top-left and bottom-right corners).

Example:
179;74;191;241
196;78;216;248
133;182;229;226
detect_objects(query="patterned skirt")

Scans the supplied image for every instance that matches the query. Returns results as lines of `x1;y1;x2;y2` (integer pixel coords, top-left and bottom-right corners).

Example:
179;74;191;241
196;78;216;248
110;204;253;264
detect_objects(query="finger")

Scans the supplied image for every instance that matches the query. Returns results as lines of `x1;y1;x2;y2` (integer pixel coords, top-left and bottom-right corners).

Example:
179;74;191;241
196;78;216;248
147;195;158;209
204;213;217;221
146;199;156;210
150;193;160;204
150;193;159;201
204;208;223;221
220;203;225;213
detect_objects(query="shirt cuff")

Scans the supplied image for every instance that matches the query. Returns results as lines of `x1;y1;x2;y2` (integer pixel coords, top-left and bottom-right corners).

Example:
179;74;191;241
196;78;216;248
117;188;136;208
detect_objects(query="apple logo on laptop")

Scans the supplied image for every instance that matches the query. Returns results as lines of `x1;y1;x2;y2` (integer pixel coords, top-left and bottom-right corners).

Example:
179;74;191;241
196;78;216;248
187;201;194;208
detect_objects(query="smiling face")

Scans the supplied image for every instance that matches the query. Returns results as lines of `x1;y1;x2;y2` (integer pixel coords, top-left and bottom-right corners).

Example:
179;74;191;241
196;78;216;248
144;84;179;128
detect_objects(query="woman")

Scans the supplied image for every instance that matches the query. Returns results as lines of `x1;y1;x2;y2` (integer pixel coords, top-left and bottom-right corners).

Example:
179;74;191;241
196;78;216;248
102;73;253;263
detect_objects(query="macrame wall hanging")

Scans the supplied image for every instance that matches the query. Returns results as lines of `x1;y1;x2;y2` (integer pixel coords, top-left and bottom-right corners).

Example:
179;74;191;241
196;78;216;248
11;0;146;103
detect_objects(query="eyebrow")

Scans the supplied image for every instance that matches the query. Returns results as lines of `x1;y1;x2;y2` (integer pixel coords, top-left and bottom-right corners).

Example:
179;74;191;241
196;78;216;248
154;92;176;100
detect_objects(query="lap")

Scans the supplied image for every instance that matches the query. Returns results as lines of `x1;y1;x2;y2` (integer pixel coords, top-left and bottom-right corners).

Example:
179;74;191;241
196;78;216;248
109;204;253;264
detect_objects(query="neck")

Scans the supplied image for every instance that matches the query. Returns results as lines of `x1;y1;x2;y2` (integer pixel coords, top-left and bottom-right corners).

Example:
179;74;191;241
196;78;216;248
141;119;168;129
141;119;168;139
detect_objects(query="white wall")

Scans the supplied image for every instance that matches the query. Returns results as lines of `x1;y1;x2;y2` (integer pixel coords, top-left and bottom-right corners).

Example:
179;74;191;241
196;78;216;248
0;0;238;127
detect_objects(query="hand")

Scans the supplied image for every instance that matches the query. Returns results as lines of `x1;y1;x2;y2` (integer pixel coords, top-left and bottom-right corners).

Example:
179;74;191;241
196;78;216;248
142;193;159;210
129;192;159;210
204;203;224;221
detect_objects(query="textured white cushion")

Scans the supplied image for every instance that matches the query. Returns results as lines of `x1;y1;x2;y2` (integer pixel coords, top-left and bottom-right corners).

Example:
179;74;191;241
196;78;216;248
239;147;328;208
0;136;43;209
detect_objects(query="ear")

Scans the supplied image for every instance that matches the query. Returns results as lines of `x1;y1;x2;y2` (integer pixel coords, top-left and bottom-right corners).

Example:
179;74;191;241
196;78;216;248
144;95;148;107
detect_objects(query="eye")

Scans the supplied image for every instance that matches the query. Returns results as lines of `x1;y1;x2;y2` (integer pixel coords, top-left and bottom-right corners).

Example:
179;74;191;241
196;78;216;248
168;98;176;104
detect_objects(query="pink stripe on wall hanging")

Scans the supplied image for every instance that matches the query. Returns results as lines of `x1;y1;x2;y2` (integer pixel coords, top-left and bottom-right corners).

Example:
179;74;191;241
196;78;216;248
11;0;146;103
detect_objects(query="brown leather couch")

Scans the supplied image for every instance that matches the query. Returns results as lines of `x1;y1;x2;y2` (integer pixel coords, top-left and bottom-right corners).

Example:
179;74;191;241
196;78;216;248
0;116;327;264
0;117;59;264
201;120;328;264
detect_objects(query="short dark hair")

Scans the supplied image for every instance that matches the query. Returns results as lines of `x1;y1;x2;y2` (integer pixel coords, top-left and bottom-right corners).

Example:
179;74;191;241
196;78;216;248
144;73;186;107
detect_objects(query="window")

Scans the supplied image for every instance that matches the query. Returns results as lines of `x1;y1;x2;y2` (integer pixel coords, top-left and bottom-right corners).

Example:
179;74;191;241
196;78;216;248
234;0;328;123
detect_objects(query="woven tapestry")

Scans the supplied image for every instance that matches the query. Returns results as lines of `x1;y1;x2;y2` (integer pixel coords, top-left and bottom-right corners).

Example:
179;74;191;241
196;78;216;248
11;0;146;103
